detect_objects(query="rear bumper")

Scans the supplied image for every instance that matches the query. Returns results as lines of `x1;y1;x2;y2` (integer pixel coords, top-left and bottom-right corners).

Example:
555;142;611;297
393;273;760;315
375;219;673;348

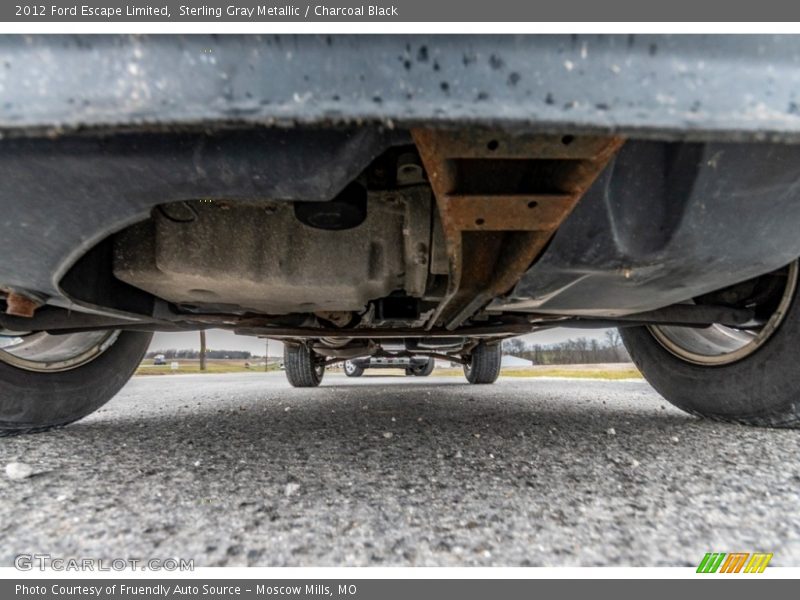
3;35;800;141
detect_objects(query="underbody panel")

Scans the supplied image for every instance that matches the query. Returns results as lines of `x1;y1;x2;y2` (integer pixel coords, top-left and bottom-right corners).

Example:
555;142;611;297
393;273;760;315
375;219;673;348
113;195;416;315
492;140;800;316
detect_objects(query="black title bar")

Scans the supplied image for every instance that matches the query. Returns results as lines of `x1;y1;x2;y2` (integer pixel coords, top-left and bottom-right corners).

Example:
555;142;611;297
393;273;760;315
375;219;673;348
4;0;800;22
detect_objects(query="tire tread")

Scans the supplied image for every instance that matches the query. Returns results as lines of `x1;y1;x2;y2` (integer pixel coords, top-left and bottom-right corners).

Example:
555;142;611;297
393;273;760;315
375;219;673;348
284;344;324;387
0;331;152;436
464;343;501;384
621;326;800;428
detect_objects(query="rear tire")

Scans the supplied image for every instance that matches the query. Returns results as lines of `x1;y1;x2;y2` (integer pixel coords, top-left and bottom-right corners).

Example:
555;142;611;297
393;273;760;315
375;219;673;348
344;360;364;377
621;261;800;427
411;358;435;376
0;330;152;436
284;344;325;387
463;342;501;384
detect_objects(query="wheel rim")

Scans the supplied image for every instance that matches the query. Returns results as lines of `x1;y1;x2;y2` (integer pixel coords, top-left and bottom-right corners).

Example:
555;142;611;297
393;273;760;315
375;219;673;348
344;361;356;374
648;261;798;366
0;329;120;372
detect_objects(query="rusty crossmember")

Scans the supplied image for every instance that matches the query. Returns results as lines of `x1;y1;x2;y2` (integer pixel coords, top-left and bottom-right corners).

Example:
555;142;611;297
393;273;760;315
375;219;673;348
412;130;624;330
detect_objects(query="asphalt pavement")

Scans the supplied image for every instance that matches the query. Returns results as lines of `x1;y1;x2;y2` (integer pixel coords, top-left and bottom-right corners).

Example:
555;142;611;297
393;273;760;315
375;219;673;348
1;372;799;567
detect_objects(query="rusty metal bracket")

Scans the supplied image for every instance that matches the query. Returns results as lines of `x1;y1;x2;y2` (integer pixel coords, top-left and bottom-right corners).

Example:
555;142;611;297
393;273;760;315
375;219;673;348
412;130;624;330
1;288;43;318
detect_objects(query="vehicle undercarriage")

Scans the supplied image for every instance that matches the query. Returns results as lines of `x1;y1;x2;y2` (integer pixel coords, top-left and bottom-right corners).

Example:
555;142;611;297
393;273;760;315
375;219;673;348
3;34;800;431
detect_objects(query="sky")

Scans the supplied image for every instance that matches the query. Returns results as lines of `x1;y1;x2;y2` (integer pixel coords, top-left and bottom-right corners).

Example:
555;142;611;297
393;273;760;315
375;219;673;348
149;327;612;357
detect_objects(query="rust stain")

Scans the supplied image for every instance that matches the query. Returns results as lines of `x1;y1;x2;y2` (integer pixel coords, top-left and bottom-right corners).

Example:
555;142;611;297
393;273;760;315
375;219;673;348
4;291;41;318
412;129;624;330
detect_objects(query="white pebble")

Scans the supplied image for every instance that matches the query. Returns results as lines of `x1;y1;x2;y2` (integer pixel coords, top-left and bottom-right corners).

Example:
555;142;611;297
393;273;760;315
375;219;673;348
5;462;33;480
670;436;680;443
284;482;301;497
383;431;394;439
606;428;616;436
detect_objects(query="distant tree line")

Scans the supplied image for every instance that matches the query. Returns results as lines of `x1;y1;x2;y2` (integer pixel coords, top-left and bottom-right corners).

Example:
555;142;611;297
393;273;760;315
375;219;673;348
502;330;630;365
145;349;253;360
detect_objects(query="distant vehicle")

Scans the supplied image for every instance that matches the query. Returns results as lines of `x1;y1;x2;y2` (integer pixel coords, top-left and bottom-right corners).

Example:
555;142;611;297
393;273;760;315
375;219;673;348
153;354;166;366
344;356;435;378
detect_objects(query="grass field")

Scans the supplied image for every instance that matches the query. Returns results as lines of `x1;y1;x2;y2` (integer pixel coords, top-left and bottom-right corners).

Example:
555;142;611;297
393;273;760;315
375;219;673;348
136;359;278;376
136;359;642;380
433;364;642;380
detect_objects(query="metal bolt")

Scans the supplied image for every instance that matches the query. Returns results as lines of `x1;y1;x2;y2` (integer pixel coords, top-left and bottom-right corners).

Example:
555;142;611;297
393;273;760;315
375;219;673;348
396;152;424;184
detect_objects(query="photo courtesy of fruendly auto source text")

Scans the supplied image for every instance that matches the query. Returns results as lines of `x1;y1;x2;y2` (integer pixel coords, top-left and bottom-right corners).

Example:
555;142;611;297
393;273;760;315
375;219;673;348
1;1;799;597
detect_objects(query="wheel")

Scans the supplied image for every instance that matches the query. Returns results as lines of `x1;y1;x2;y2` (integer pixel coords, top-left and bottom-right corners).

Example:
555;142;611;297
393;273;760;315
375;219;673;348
463;342;501;384
410;357;435;376
620;261;800;427
284;343;325;387
0;329;152;436
344;360;364;377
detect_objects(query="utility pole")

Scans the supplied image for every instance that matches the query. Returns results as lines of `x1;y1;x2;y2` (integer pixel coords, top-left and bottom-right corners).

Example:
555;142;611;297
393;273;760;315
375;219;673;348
199;330;207;371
